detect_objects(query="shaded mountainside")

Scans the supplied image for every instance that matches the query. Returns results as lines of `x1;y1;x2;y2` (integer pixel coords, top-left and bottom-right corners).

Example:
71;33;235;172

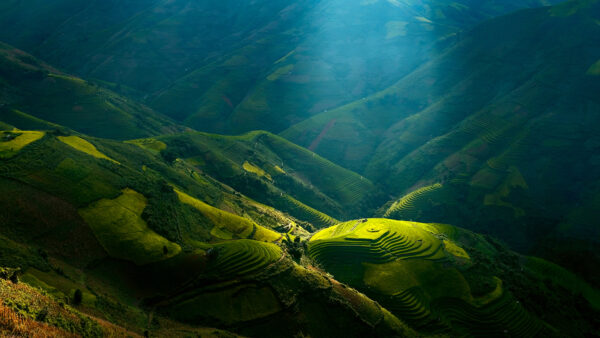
0;42;184;139
283;0;600;284
0;0;560;134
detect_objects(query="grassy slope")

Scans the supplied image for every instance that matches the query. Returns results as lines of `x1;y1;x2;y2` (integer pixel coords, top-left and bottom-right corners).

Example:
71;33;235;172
79;188;182;265
0;42;184;139
0;276;138;337
154;130;379;223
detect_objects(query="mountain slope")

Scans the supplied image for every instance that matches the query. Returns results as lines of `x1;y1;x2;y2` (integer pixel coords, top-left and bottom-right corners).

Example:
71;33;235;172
282;0;600;283
0;122;417;336
0;42;184;139
1;117;598;336
0;0;560;135
144;130;380;226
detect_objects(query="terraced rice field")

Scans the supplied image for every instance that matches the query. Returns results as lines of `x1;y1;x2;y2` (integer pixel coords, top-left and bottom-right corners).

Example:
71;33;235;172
278;194;338;228
308;218;549;335
203;239;282;279
384;183;443;219
308;219;450;277
459;114;511;146
175;189;281;242
382;287;448;331
433;291;548;336
486;130;532;171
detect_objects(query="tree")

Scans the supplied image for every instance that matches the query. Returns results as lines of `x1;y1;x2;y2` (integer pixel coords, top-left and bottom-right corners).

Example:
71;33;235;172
73;289;83;305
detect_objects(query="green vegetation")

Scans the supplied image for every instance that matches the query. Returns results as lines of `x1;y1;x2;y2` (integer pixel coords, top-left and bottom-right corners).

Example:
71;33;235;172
175;189;281;242
79;188;181;265
242;161;272;180
203;239;282;279
0;42;182;139
0;0;598;336
384;183;444;219
0;277;131;337
125;138;167;154
266;64;294;81
58;135;118;163
156;130;377;224
525;257;600;309
587;59;600;75
0;130;44;158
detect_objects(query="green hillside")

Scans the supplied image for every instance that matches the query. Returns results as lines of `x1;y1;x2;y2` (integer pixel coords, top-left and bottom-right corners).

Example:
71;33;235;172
0;123;419;336
0;42;184;139
149;130;379;224
1;121;598;336
1;0;599;337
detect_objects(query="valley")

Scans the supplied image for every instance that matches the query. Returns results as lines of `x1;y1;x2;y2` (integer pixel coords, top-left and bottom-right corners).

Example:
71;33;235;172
0;0;599;337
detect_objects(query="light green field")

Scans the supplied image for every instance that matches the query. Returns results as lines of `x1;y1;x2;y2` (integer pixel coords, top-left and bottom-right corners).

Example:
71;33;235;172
309;219;464;268
242;161;272;180
175;189;281;242
125;138;167;153
58;135;119;163
79;188;181;265
0;130;44;158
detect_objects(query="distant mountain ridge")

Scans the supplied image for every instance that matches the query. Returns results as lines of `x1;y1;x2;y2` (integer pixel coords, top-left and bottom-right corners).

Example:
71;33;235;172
0;0;561;134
